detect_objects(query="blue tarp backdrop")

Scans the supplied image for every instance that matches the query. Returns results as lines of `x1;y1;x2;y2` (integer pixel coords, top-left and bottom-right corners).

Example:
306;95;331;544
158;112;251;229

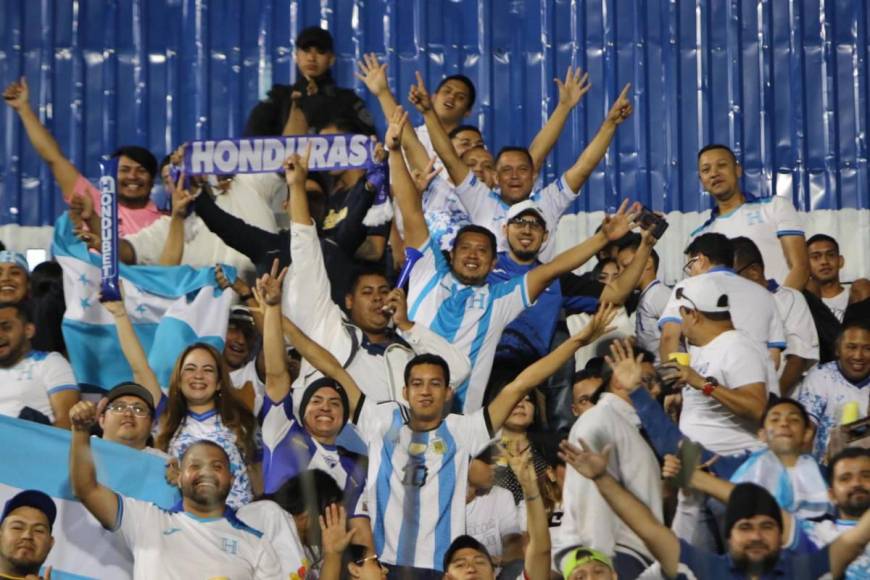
1;0;868;227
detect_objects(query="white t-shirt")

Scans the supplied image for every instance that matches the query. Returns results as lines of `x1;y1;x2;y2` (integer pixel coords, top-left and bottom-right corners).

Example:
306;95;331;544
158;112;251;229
635;280;671;362
681;329;774;455
0;351;78;422
126;173;285;279
354;398;492;571
230;358;265;416
772;284;819;367
689;194;804;285
466;486;521;562
236;500;310;580
659;267;787;352
795;361;870;460
453;171;580;262
407;235;530;412
111;495;283;580
822;288;850;322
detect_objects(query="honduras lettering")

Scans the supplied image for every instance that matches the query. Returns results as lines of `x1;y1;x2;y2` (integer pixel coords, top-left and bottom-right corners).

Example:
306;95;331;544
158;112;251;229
182;134;377;175
98;157;122;302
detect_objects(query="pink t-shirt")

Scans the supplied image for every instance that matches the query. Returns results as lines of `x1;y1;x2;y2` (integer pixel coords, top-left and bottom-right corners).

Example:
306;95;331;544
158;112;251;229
70;174;162;237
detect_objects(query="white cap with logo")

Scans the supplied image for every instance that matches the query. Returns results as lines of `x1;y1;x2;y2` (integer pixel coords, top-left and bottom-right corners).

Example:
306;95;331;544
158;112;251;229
505;200;548;230
674;274;730;314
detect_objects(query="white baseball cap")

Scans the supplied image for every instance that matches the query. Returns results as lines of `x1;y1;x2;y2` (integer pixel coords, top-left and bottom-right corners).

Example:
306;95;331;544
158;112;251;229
674;274;730;314
505;200;547;230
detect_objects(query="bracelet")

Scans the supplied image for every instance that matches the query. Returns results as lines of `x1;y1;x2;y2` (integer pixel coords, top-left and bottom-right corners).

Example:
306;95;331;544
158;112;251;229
523;494;540;502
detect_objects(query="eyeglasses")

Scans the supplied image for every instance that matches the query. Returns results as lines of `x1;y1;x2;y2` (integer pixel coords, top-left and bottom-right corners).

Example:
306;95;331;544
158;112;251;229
508;218;544;231
106;402;151;417
682;256;700;275
354;554;386;569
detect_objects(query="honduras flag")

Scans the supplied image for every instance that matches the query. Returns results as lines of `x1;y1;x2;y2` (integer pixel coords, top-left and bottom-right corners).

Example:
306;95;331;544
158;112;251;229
0;415;180;579
52;213;236;392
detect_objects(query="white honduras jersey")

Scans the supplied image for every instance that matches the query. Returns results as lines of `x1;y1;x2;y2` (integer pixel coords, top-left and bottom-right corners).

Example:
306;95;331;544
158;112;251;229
794;517;870;580
0;351;78;422
111;495;283;580
690;193;804;285
795;361;870;460
407;236;530;412
681;329;775;455
453;171;580;262
659;267;787;351
772;284;819;366
635;280;671;363
355;398;493;571
230;358;265;416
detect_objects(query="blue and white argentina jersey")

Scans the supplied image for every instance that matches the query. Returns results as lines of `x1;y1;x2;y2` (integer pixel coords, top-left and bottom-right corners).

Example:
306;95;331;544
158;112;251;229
690;193;804;286
0;351;78;422
407;236;530;413
111;495;283;580
795;361;870;460
794;517;870;580
354;399;493;571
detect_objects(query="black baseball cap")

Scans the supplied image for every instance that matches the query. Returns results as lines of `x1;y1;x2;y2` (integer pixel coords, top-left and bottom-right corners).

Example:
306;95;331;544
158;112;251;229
1;490;57;530
443;535;493;571
295;26;334;52
105;382;156;414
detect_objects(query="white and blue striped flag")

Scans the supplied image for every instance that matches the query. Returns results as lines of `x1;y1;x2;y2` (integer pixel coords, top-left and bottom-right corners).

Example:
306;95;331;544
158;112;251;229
52;213;236;392
0;415;180;579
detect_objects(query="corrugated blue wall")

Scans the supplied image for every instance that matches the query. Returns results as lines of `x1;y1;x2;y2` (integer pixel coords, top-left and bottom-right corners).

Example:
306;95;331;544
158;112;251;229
1;0;868;227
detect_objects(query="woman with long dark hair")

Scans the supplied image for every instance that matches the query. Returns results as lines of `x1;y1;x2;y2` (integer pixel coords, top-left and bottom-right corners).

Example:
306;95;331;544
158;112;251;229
104;296;257;508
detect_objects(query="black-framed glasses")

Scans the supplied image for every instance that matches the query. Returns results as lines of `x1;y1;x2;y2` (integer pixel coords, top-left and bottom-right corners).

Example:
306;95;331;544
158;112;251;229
682;256;699;275
508;217;545;231
106;402;150;417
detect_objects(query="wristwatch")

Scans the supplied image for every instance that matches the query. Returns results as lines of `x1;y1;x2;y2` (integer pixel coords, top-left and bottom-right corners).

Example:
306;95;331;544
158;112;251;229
701;376;719;397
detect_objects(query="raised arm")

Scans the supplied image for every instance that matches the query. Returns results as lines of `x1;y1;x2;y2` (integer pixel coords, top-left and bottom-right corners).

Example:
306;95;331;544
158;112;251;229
563;83;633;192
829;507;870;578
158;172;200;265
526;199;639;301
68;401;120;529
280;316;364;417
780;235;810;291
385;106;430;250
559;440;681;578
3;78;80;198
599;229;656;305
70;192;137;263
527;67;591;174
252;261;292;404
506;443;551;580
101;295;163;405
286;147;312;226
409;72;469;186
488;305;617;431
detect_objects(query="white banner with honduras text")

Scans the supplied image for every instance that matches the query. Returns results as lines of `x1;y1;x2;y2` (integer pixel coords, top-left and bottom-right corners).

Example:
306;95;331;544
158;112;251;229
0;415;181;580
52;213;236;392
182;133;378;175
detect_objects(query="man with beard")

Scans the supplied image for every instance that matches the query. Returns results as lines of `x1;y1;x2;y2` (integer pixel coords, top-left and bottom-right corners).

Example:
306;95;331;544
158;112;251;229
488;200;654;374
560;442;870;579
792;448;870;579
70;423;282;579
795;320;870;460
0;490;56;580
806;234;870;322
0;302;78;428
690;144;809;290
3;78;162;236
243;27;375;137
386;107;640;412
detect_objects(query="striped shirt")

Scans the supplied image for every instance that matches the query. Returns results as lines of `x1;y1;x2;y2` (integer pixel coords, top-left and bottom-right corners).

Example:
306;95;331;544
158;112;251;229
407;236;531;412
354;398;493;571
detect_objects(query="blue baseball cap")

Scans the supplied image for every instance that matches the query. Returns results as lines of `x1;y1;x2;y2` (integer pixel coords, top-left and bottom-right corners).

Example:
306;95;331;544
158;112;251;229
1;490;57;530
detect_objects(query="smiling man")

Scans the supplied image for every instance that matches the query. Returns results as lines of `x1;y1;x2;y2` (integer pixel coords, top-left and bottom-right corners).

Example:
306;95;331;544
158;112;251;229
0;302;79;429
0;490;56;579
3;78;162;236
795;319;870;460
690;144;809;290
0;253;28;305
70;427;283;579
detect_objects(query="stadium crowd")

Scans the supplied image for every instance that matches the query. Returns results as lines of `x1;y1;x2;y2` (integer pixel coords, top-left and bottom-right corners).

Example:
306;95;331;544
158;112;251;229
1;25;869;580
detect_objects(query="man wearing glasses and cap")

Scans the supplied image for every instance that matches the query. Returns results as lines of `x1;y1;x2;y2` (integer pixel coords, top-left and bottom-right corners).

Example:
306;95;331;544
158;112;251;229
0;490;56;579
243;26;375;137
